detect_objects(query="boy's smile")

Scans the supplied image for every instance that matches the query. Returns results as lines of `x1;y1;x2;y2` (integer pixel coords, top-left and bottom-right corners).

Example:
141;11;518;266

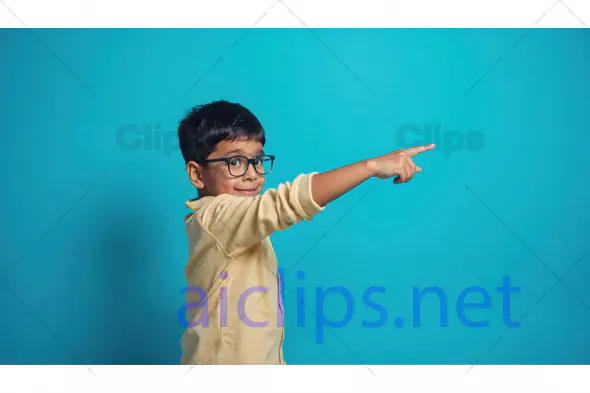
188;137;269;198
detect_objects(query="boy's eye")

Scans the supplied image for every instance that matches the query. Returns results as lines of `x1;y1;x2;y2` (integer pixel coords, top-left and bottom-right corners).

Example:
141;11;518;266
253;157;262;166
229;158;242;166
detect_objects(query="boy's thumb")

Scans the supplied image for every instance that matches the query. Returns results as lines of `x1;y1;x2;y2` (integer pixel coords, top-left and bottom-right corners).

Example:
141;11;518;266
416;166;423;172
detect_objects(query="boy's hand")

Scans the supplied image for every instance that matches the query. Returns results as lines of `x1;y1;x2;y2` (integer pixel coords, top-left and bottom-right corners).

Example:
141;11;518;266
366;144;435;184
310;143;435;207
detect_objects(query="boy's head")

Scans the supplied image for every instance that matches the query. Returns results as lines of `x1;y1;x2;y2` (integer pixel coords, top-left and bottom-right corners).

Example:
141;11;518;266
178;100;273;199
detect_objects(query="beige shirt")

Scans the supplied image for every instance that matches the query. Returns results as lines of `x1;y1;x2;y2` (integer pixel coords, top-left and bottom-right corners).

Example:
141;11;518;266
180;172;324;365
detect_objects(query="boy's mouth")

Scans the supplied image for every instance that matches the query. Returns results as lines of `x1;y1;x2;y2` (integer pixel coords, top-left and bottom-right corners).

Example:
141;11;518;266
236;187;260;196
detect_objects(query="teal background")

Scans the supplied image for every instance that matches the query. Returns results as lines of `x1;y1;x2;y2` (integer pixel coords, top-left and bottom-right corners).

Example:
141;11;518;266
0;28;589;365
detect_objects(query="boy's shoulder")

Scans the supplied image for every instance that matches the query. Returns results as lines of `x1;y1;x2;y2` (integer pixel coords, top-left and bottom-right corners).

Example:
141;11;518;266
185;196;211;212
184;193;247;226
185;193;242;212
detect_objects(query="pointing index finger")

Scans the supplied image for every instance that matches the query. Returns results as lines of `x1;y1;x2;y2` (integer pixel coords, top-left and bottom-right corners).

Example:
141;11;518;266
403;144;436;157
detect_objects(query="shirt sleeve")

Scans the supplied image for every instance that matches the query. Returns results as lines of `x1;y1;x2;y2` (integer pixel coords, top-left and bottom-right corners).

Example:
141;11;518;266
195;172;325;257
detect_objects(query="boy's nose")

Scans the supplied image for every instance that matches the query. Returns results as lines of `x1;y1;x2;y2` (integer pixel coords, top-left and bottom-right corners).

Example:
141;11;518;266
243;163;258;179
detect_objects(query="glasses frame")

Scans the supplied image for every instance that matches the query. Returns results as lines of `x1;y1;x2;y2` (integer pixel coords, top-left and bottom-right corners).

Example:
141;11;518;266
202;154;276;177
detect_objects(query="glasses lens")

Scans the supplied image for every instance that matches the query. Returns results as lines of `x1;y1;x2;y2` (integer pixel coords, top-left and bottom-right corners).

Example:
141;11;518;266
254;155;273;174
228;156;248;177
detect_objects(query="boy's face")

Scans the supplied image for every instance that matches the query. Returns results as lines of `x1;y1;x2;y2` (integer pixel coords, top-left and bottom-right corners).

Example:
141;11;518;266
187;137;267;198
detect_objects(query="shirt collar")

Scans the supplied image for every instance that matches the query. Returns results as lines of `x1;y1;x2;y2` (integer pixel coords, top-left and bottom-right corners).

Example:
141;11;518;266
185;196;213;211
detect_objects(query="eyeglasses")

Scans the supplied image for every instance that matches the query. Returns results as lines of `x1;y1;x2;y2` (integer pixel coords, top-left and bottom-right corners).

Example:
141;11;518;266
202;155;276;177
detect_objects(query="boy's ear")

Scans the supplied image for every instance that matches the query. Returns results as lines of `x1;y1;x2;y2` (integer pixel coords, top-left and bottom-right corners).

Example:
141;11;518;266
186;161;205;190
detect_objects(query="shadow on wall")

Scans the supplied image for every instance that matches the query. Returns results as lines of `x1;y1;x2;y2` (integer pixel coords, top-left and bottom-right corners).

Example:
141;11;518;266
86;191;171;365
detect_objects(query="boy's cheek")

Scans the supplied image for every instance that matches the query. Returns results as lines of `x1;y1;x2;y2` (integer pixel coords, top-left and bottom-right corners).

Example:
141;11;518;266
218;181;244;196
204;174;265;197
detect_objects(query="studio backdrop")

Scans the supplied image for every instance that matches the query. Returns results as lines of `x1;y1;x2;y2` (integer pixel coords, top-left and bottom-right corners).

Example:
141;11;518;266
1;28;589;365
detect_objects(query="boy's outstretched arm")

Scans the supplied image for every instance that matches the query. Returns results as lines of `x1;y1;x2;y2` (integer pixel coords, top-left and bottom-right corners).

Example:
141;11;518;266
311;143;436;207
192;143;435;256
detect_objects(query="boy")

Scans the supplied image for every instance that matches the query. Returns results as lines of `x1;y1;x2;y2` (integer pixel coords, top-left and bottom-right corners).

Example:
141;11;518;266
178;100;434;365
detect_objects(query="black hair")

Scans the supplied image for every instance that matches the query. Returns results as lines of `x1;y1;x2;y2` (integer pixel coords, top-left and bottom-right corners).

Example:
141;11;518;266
178;100;266;165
